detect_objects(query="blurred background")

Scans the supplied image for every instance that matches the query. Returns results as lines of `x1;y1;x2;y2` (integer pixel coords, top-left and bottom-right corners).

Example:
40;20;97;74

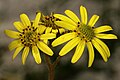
0;0;120;80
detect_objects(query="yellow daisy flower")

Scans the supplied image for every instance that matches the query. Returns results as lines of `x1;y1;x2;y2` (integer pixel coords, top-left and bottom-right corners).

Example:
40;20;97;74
39;12;66;44
5;13;56;64
52;6;117;67
40;12;65;34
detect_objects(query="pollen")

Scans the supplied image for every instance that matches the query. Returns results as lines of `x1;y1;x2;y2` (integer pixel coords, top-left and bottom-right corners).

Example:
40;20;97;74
19;26;40;47
77;23;95;41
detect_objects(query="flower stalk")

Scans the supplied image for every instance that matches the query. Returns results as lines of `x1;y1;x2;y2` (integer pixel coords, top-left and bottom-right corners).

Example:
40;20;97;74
45;54;61;80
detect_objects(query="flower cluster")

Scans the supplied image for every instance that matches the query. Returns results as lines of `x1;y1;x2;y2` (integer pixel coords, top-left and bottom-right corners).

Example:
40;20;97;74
5;6;117;67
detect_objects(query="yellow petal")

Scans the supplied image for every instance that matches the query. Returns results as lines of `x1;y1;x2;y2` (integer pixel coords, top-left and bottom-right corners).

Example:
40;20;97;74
43;40;48;44
59;28;65;34
71;40;85;63
54;14;77;26
32;46;41;64
86;42;94;67
94;38;110;57
65;10;80;23
55;21;76;30
13;21;24;32
94;25;113;33
45;27;52;33
88;15;99;27
92;39;107;62
13;46;24;60
4;30;20;38
38;25;46;34
20;14;31;27
80;6;87;25
40;33;56;39
37;41;54;56
52;32;77;47
52;29;58;34
44;27;52;43
95;34;118;39
22;47;29;65
44;27;52;44
59;37;80;56
8;40;21;51
34;12;41;28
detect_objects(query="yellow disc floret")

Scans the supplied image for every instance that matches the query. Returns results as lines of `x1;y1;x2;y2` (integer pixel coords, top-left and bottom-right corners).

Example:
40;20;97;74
77;23;94;41
19;26;40;47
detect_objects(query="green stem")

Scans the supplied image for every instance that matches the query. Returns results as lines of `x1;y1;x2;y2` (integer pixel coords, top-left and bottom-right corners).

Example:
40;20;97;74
45;55;61;80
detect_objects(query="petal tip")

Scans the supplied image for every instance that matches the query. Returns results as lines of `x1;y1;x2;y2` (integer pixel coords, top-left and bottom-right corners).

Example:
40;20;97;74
71;60;76;64
64;10;69;13
12;56;15;61
8;47;13;51
36;61;41;64
20;13;27;17
104;58;108;62
88;64;92;67
4;30;8;34
80;5;84;8
49;52;54;56
22;61;25;65
114;36;118;39
51;43;56;47
59;52;64;56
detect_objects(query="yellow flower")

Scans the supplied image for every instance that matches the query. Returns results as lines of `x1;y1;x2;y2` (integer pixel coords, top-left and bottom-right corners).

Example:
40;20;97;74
39;12;66;44
5;13;56;64
52;6;117;67
40;12;65;34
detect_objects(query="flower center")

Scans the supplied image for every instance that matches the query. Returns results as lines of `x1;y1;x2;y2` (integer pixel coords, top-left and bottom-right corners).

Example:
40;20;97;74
40;13;60;29
77;23;95;41
19;26;40;47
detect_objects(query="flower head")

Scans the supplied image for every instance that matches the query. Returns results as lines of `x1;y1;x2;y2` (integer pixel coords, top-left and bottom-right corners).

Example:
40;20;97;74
39;12;66;44
52;6;117;67
5;13;56;64
40;12;65;34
